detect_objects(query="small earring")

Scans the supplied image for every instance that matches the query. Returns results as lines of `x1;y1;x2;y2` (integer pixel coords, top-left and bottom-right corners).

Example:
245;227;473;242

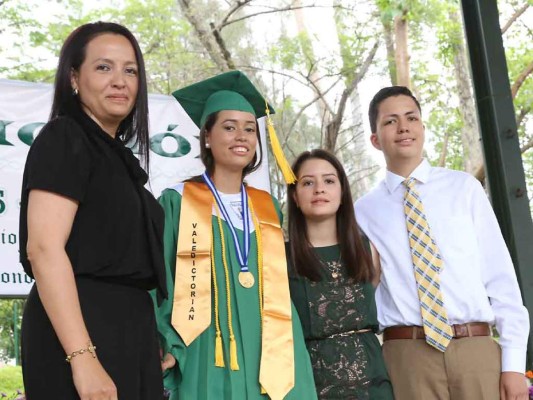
205;143;210;148
73;88;79;96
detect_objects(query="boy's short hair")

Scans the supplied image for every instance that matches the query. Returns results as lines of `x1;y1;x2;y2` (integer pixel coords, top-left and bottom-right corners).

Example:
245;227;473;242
368;86;422;133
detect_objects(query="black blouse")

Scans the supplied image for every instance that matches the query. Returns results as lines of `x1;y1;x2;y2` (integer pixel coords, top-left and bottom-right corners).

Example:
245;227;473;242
19;109;167;301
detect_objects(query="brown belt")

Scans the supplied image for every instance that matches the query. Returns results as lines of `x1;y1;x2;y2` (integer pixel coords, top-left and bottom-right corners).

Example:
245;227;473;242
383;322;491;341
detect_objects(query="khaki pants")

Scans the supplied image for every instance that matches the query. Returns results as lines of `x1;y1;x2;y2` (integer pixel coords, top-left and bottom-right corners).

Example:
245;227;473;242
383;336;501;400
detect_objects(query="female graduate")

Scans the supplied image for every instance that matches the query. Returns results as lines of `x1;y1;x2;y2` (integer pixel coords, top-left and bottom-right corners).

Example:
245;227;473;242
287;149;394;399
153;71;317;400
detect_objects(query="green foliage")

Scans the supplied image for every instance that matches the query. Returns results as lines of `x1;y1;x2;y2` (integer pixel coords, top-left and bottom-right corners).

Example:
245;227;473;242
0;366;24;397
0;0;88;82
334;3;380;85
0;0;217;91
0;0;530;196
0;300;24;364
499;0;533;200
426;101;464;170
97;0;215;93
432;2;463;66
376;0;438;26
268;34;305;70
375;0;407;22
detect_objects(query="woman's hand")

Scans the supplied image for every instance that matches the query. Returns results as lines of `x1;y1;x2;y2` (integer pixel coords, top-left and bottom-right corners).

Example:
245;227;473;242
161;352;177;371
71;356;117;400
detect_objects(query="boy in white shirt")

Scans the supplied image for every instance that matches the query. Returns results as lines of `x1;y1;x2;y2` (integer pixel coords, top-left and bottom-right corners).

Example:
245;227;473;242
355;86;529;400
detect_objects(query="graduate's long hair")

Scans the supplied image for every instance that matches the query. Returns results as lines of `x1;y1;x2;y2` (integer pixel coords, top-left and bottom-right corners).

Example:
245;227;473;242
50;21;151;173
287;149;374;282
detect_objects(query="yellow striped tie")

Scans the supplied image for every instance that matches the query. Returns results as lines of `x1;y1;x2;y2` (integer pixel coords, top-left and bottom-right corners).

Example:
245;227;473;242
403;177;453;352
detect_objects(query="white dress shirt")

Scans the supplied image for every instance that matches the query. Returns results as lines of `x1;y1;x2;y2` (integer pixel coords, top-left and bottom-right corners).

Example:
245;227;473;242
355;159;529;373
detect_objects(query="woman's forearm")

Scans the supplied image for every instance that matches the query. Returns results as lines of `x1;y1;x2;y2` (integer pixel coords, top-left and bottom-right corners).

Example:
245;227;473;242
30;247;91;356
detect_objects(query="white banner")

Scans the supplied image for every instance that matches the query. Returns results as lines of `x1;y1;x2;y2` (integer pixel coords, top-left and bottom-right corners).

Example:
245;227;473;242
0;79;271;296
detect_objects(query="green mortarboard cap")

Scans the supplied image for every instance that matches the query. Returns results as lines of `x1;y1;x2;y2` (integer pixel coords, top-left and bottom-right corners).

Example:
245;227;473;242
172;70;275;128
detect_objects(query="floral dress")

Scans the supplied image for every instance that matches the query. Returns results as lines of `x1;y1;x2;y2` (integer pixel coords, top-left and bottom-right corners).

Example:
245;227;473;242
289;244;394;400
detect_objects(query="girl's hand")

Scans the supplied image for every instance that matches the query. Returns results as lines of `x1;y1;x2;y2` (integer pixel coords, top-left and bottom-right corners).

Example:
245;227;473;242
161;352;177;371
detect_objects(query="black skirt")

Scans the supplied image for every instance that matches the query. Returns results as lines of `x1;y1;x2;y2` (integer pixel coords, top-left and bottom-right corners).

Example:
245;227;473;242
21;277;163;400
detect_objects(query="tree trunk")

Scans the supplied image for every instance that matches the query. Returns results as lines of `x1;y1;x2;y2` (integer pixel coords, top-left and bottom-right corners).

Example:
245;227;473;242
293;0;331;136
382;19;397;85
501;3;530;35
346;88;374;197
177;0;231;71
394;11;410;88
438;130;449;167
451;9;483;174
511;60;533;99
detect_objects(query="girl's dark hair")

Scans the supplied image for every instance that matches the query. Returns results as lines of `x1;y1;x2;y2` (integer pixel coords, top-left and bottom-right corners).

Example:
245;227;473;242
50;21;151;172
198;111;263;178
287;149;374;282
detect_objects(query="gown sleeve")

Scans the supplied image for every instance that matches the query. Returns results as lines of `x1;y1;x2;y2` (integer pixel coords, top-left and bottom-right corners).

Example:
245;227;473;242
151;188;187;390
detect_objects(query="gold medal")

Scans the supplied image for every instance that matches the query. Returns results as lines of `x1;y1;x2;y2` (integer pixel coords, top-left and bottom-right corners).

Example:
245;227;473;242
238;271;255;288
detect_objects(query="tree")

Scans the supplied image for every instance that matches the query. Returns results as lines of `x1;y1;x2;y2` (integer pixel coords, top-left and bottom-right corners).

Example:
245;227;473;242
0;0;530;202
0;299;24;364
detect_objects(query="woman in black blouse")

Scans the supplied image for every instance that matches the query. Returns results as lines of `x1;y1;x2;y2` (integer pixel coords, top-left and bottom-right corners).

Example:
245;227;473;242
19;22;166;400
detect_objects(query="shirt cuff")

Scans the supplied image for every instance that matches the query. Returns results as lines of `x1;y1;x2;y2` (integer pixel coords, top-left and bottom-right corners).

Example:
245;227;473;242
501;346;527;373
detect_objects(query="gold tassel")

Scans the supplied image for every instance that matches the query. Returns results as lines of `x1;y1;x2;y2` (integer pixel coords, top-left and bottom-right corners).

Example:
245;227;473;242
229;335;240;371
265;102;297;184
211;235;225;368
215;204;240;372
215;332;225;367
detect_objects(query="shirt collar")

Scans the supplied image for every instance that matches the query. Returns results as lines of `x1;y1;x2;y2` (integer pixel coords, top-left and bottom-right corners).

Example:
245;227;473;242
385;158;431;193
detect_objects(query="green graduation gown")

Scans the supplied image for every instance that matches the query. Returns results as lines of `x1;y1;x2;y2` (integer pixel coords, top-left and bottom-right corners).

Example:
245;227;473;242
153;186;317;400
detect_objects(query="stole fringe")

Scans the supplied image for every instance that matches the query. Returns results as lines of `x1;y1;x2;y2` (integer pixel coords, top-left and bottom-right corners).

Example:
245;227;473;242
229;335;239;371
215;332;225;367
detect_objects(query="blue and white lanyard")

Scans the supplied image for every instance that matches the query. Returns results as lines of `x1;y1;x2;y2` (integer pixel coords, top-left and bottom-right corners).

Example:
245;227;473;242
202;172;250;273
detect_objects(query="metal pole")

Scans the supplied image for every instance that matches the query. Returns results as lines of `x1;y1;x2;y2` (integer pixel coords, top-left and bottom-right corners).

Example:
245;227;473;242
461;0;533;367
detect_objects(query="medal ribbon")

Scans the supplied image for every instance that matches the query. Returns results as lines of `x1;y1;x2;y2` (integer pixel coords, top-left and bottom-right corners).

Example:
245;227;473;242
202;172;250;273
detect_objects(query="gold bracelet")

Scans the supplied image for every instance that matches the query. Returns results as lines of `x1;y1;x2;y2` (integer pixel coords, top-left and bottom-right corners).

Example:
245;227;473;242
65;341;97;363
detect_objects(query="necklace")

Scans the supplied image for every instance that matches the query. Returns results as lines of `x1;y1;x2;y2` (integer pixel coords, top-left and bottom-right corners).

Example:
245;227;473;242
321;254;343;279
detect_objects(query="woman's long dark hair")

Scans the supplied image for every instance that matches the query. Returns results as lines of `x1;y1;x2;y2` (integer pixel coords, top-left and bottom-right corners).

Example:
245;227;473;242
287;149;374;282
50;21;151;172
188;111;263;182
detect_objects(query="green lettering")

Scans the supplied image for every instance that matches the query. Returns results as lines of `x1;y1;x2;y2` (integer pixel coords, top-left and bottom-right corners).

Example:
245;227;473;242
150;132;191;158
18;122;45;146
0;120;14;146
0;190;5;215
